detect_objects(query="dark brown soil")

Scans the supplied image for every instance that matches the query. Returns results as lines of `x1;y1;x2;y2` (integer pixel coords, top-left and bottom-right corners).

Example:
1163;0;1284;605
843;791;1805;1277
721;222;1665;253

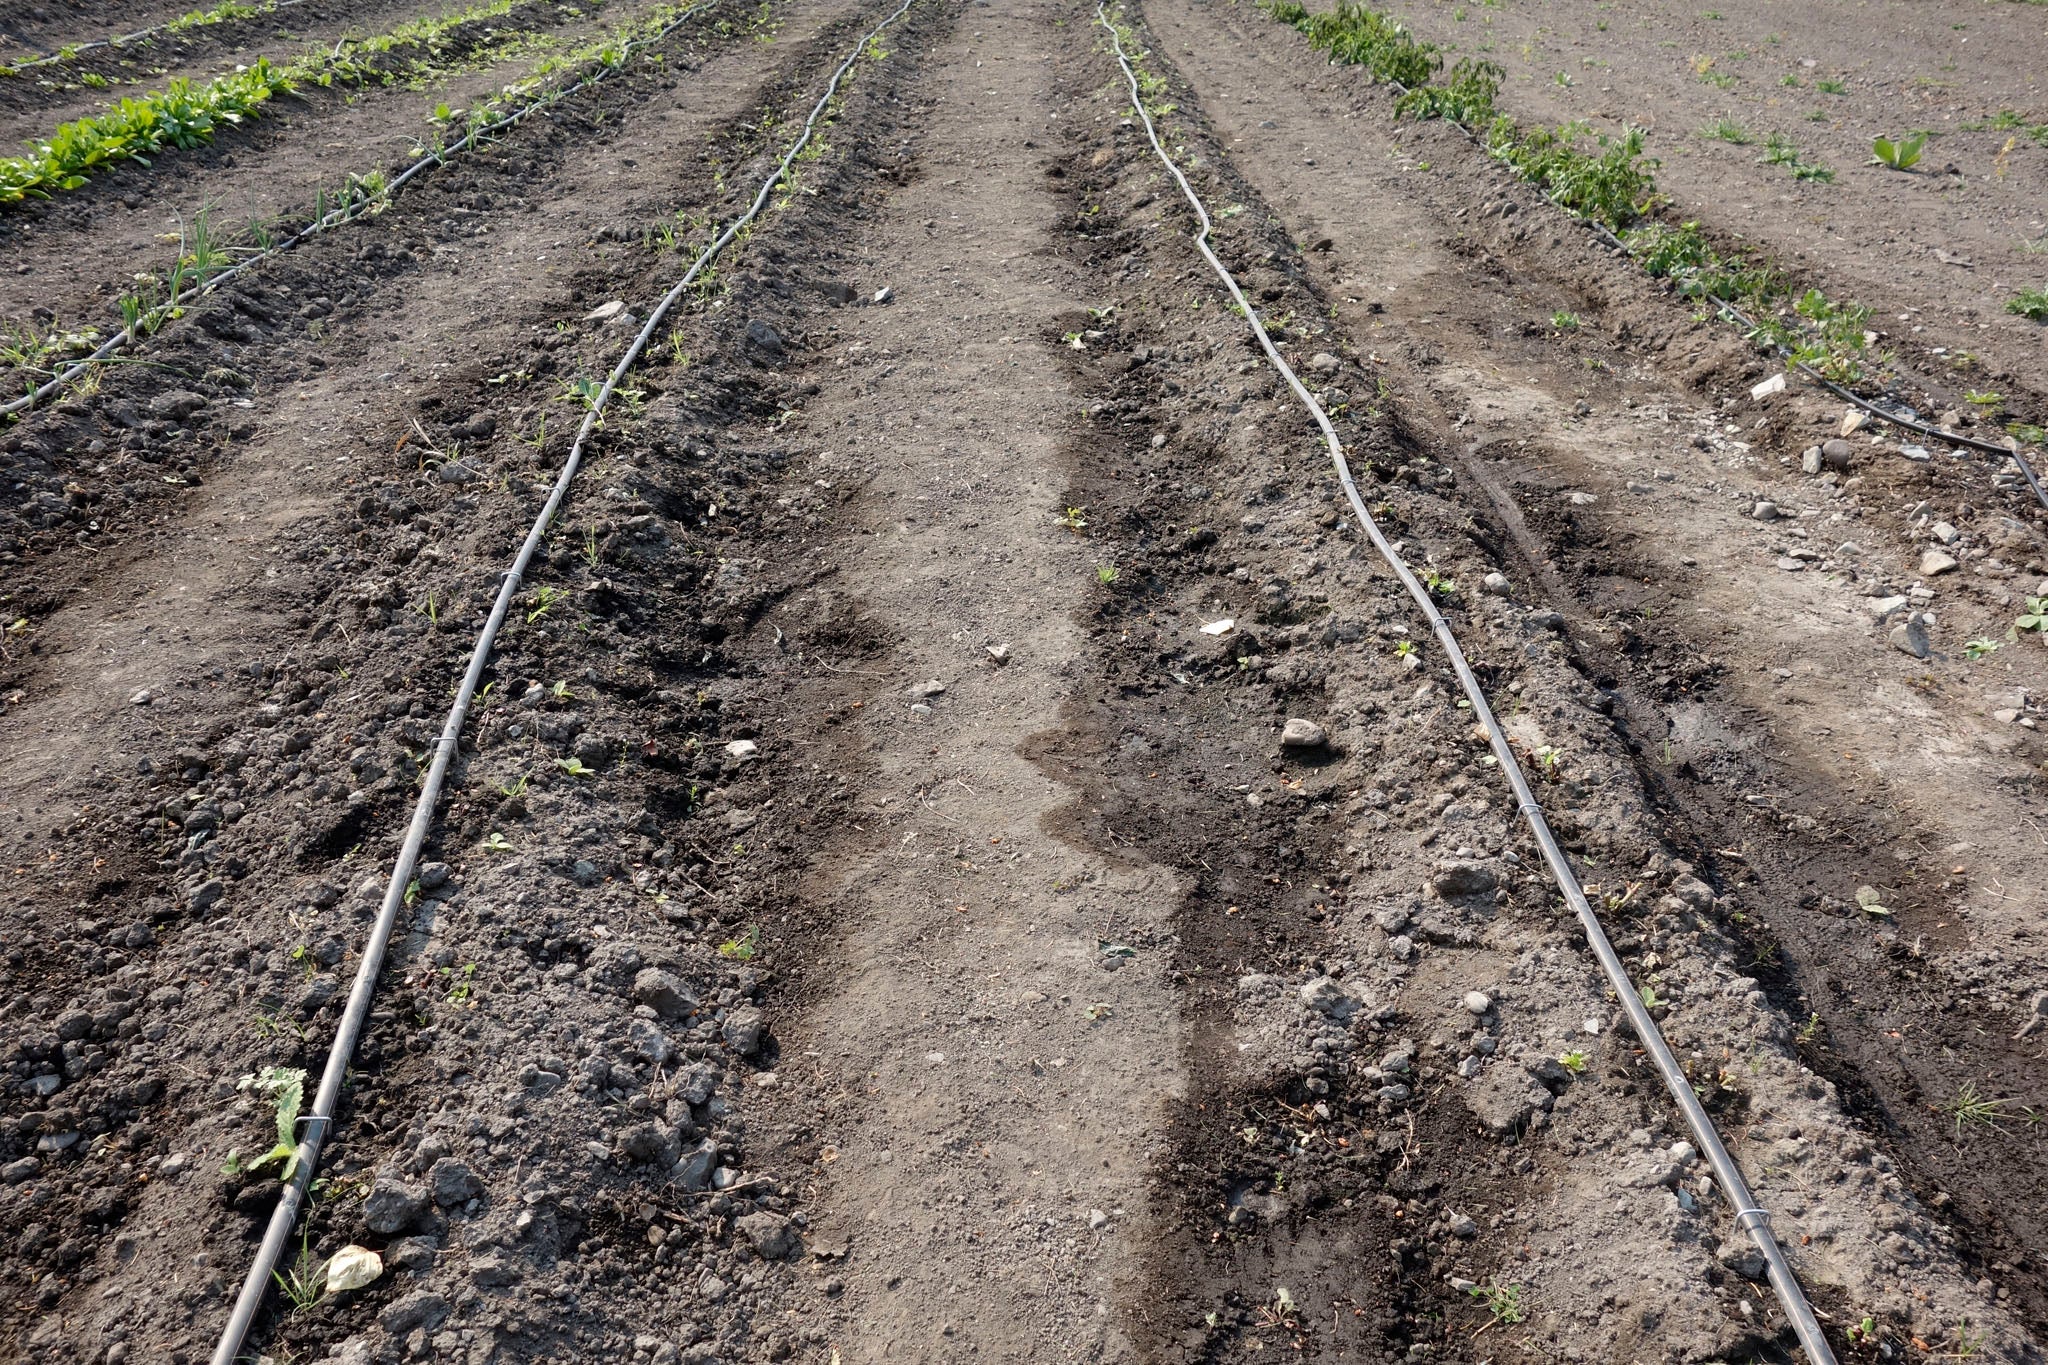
1;0;2045;1361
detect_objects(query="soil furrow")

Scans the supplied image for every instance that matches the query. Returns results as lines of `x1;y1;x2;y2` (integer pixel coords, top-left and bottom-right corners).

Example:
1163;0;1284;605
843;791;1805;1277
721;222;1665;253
0;0;532;136
0;0;928;1356
0;0;683;344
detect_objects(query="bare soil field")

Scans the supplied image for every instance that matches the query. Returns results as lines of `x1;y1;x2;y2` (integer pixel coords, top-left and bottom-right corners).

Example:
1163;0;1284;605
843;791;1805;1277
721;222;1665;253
0;0;2044;1362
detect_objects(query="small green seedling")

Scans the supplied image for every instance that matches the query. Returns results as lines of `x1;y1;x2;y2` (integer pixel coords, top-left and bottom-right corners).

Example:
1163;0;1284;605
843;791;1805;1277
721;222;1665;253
482;831;514;851
223;1065;307;1179
1469;1280;1524;1327
551;679;573;700
2014;597;2048;638
2008;288;2048;322
1942;1080;2038;1137
1558;1049;1589;1073
718;926;760;961
554;756;592;777
1096;563;1120;585
1532;744;1564;777
1870;131;1925;170
1854;885;1892;917
1551;309;1581;330
1638;984;1668;1009
272;1225;324;1312
526;584;563;623
1964;389;2002;408
1059;506;1089;532
1963;638;2002;661
1393;639;1416;660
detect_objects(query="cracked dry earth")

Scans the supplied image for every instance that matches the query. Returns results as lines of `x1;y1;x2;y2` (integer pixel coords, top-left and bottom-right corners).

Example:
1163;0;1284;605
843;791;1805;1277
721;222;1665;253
1;0;2046;1363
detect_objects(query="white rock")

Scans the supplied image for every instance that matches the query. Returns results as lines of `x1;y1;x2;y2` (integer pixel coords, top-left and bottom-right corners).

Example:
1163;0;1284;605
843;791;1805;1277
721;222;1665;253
1463;991;1492;1016
723;739;759;762
1279;718;1328;749
583;300;626;322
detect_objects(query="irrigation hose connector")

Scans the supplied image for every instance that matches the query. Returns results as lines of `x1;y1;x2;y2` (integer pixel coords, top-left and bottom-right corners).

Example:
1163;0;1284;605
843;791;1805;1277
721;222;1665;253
1096;7;1840;1364
206;1;920;1359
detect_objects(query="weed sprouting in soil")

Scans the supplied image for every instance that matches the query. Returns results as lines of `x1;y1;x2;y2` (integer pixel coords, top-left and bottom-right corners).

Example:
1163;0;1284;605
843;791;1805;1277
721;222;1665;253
2008;287;2048;323
1870;131;1926;170
1940;1080;2039;1139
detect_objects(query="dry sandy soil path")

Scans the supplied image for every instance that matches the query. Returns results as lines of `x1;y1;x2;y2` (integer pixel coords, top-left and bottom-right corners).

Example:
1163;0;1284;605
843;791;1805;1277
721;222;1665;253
0;0;2045;1362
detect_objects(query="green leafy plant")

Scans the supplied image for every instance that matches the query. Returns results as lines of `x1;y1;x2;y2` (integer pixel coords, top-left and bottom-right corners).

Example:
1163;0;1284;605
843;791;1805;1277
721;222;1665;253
1096;563;1120;584
1963;638;2002;660
2010;596;2048;638
1870;131;1926;170
1468;1280;1524;1326
1638;984;1668;1009
1059;505;1089;532
1550;309;1581;330
1395;56;1503;123
554;756;592;777
526;584;563;623
2008;288;2048;322
482;831;514;851
272;1225;325;1313
718;925;761;961
1558;1050;1589;1073
1815;78;1846;94
223;1065;307;1179
1702;117;1752;144
1941;1079;2038;1137
1484;118;1660;230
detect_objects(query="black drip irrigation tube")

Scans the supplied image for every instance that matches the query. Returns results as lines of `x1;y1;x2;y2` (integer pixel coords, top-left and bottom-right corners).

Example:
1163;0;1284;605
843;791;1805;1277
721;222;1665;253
0;0;724;422
1097;6;1842;1364
1280;28;2048;518
205;4;919;1357
0;0;314;72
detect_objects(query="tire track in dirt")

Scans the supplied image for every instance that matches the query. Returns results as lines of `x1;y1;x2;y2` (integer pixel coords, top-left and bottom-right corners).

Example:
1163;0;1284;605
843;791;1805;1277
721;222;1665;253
985;0;2048;1358
737;5;1192;1360
0;0;915;1356
1133;0;2048;1344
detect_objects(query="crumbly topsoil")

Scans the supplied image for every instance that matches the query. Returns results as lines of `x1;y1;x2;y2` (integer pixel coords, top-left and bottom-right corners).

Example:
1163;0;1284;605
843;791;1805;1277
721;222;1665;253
0;0;2044;1362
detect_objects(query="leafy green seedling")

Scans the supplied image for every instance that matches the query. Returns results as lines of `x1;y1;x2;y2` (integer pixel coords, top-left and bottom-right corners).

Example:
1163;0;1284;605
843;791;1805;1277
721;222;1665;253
1096;563;1120;585
2014;597;2048;638
224;1065;307;1179
1551;310;1581;330
482;831;514;852
1963;638;2002;660
1059;506;1089;532
2008;288;2048;322
718;926;760;961
1870;131;1925;170
554;756;592;777
1558;1050;1589;1073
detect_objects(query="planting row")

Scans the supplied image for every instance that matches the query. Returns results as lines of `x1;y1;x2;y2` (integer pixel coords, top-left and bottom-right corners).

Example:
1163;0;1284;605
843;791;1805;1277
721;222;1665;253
1259;0;2048;461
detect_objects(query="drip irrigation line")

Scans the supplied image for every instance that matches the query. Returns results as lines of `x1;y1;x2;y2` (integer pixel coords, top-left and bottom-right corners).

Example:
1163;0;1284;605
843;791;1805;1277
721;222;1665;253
1708;297;2048;512
1;0;723;421
1;0;313;71
1098;7;1840;1364
206;0;918;1359
1292;37;2047;513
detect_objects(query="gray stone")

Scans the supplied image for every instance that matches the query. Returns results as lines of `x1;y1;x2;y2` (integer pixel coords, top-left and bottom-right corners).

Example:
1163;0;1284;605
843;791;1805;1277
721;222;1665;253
1932;521;1960;546
377;1290;451;1335
415;861;452;891
1481;572;1511;597
634;968;694;1019
1800;446;1823;475
1279;718;1327;749
744;319;785;356
1431;861;1497;898
1920;548;1958;576
1820;438;1855;471
1868;594;1910;623
148;390;208;421
362;1179;428;1235
734;1211;799;1260
427;1157;480;1207
722;1007;766;1056
1448;1211;1479;1238
673;1139;718;1191
1752;501;1780;521
1462;991;1492;1016
53;1009;92;1042
1889;614;1932;660
1299;975;1367;1021
1;1157;39;1184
